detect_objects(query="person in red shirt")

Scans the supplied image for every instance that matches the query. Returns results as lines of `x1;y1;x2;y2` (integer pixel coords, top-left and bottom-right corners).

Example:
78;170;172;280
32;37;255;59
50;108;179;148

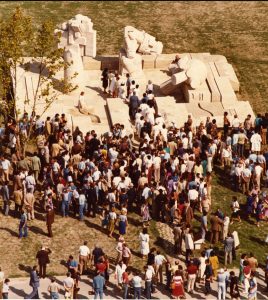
122;268;131;300
187;260;198;293
96;257;107;277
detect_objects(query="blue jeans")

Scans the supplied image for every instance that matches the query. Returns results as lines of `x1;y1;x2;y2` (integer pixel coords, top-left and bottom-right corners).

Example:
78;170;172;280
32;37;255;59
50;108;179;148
50;292;59;299
25;286;39;299
122;283;128;299
134;287;141;299
3;200;9;216
79;204;85;220
218;283;226;300
19;225;28;238
94;289;103;299
62;201;69;217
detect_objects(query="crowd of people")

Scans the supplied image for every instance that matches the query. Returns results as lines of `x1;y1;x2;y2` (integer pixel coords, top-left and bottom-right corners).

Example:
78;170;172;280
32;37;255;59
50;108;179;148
0;65;268;299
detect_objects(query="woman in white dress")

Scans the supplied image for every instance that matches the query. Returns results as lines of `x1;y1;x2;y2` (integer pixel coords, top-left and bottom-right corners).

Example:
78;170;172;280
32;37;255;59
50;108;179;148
77;91;85;110
139;227;150;258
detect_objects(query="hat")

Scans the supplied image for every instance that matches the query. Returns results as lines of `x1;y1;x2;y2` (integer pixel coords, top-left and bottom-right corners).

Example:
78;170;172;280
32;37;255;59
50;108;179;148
219;268;224;273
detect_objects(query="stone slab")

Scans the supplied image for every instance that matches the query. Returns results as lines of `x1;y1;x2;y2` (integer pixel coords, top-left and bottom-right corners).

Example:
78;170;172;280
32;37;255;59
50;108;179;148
142;54;157;69
215;61;240;92
189;53;211;60
214;76;237;104
160;78;178;95
106;98;133;135
182;81;211;103
202;54;228;63
205;63;221;102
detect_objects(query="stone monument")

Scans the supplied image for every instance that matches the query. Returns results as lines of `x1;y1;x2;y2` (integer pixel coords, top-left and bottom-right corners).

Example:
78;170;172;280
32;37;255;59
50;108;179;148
119;26;163;79
54;14;96;88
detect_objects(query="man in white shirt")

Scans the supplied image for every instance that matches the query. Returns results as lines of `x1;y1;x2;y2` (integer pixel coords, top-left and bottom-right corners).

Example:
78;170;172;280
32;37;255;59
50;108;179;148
254;162;263;189
154;251;167;284
0;156;11;182
78;241;90;274
63;272;74;299
232;114;240;129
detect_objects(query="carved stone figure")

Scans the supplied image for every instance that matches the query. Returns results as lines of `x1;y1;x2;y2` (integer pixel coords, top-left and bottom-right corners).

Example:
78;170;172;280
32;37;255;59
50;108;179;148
55;14;96;87
172;56;208;89
120;26;163;77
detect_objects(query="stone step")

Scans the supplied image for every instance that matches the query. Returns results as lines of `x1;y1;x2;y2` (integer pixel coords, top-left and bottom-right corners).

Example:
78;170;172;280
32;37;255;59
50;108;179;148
214;61;240;92
160;78;178;95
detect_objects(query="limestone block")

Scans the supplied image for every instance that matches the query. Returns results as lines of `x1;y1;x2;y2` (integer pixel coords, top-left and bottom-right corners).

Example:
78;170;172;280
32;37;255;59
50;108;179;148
171;71;188;85
189;53;211;61
182;81;211;103
206;63;221;102
203;55;228;63
214;62;240;92
84;31;97;57
208;62;220;79
214;76;237;104
160;79;178;95
106;98;133;135
83;56;101;70
142;54;157;69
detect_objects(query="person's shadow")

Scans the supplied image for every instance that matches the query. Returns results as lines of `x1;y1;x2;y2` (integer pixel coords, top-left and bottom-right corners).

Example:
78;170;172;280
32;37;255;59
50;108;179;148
9;286;26;298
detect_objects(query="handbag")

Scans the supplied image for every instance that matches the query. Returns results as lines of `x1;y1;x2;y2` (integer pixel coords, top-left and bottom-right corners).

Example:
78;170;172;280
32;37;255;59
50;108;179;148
170;282;176;289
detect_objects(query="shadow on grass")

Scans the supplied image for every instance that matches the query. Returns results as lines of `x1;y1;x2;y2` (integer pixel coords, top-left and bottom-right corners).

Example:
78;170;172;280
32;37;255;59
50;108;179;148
18;264;32;274
29;225;47;236
0;227;18;237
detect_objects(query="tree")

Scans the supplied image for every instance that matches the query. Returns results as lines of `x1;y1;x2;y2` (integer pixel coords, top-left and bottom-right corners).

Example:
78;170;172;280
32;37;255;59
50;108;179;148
0;7;77;155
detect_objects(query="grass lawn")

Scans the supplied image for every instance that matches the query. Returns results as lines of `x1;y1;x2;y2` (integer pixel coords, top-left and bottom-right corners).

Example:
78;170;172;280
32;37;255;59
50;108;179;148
0;1;267;277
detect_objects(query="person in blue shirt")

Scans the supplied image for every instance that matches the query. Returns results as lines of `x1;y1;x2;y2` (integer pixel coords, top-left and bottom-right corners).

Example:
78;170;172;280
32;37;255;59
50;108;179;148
93;270;105;299
19;209;28;239
67;255;78;278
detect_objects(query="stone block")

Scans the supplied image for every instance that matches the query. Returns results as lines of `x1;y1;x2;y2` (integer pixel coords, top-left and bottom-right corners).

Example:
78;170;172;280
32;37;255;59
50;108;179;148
214;76;237;104
189;53;211;61
203;55;228;63
214;62;240;92
106;98;133;135
171;71;188;85
160;79;178;95
206;63;221;102
182;81;211;103
142;54;157;69
83;57;101;70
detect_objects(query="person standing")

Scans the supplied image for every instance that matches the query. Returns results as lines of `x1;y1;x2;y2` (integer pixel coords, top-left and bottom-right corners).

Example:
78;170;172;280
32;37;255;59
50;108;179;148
13;187;23;218
210;212;223;244
1;181;10;216
186;260;198;294
217;268;227;300
224;233;234;265
93;271;105;300
132;271;142;299
101;68;109;94
122;267;131;300
154;250;167;284
47;277;60;300
24;266;40;299
18;209;28;239
63;272;74;300
171;270;184;299
31;152;41;182
139;228;150;259
36;247;51;279
144;265;154;299
2;278;10;299
46;205;55;238
78;241;90;275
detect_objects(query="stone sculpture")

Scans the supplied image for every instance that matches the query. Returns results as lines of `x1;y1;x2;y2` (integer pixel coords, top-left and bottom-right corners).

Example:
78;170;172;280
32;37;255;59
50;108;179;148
54;14;96;87
120;26;163;78
172;56;208;89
